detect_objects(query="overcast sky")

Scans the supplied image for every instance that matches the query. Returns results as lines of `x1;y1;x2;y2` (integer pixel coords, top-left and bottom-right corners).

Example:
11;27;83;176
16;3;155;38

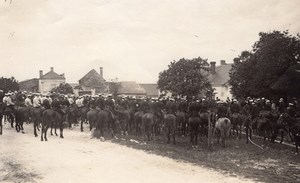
0;0;299;83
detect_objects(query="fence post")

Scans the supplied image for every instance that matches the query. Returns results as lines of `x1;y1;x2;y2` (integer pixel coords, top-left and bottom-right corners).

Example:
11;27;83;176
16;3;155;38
208;109;212;147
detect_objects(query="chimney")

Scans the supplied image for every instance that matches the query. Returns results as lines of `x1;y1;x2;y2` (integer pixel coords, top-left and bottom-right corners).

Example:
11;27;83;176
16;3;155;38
50;67;54;72
220;60;226;65
39;70;43;78
210;61;216;74
100;67;103;78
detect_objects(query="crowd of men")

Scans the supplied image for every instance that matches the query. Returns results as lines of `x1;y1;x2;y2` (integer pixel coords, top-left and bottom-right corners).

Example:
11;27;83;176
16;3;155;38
0;89;299;121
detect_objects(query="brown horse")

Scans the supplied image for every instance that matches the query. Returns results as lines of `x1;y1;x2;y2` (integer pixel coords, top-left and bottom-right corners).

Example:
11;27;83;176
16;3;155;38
276;113;300;152
231;112;243;139
87;109;99;131
14;106;30;133
115;105;134;135
134;110;145;135
80;106;90;130
49;109;65;139
164;113;177;144
214;117;231;147
96;109;116;138
142;112;157;141
188;115;201;148
41;109;64;141
252;116;272;141
31;107;43;137
68;105;79;129
176;111;187;136
199;112;210;137
0;103;3;135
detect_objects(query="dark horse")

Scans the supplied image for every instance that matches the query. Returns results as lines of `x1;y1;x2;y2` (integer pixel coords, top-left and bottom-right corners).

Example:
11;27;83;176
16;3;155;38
80;105;90;131
176;111;188;136
68;105;79;129
0;103;4;135
14;106;30;133
115;105;134;135
41;109;63;141
134;110;145;135
4;106;15;128
163;113;177;144
231;112;243;139
87;109;98;131
31;107;43;137
96;109;116;138
276;113;300;153
142;112;157;141
49;109;65;139
188;113;201;148
199;112;210;137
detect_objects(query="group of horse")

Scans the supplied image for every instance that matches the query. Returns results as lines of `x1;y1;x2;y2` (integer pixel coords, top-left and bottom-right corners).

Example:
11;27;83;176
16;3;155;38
230;110;300;152
0;104;66;141
1;103;299;152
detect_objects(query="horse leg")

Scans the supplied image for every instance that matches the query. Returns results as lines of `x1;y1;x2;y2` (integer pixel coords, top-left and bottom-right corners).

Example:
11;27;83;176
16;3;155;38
54;126;57;136
60;121;64;138
10;114;14;128
68;118;72;129
44;127;48;141
21;122;25;133
34;121;38;137
81;118;84;132
0;116;2;135
41;126;44;141
50;122;54;136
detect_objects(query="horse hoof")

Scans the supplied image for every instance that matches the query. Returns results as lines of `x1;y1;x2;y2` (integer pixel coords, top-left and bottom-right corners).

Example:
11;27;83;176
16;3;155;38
60;136;64;139
45;139;48;141
35;135;38;137
22;131;25;134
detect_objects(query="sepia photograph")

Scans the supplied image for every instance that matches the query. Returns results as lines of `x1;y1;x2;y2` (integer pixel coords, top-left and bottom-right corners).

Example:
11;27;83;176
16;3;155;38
0;0;300;182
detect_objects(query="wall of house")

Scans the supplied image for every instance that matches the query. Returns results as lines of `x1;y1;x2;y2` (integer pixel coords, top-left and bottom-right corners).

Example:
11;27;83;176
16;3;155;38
19;79;39;92
213;86;232;101
39;79;65;93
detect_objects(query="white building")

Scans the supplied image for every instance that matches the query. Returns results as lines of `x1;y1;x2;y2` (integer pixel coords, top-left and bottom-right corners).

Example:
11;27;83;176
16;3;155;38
39;67;66;94
208;60;233;101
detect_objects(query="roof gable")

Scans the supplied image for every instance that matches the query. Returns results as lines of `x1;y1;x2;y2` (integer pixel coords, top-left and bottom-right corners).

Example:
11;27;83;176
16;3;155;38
139;84;159;96
40;71;65;80
208;64;232;85
117;81;146;95
79;69;105;84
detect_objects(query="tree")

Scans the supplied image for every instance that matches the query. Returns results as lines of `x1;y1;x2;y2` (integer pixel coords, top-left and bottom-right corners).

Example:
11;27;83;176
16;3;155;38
0;77;19;93
51;83;74;94
157;57;212;100
229;30;300;99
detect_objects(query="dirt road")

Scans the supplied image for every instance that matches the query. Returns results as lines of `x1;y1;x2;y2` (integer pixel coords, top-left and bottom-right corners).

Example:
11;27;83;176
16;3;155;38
0;123;257;183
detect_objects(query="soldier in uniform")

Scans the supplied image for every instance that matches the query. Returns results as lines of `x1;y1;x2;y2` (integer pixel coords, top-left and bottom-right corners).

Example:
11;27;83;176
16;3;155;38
216;101;228;119
96;94;106;110
24;94;33;107
52;97;65;117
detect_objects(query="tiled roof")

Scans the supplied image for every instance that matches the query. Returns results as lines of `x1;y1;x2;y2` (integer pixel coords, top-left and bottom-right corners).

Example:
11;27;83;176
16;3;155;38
117;81;146;95
139;83;159;96
40;71;65;80
79;69;105;88
208;64;232;86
